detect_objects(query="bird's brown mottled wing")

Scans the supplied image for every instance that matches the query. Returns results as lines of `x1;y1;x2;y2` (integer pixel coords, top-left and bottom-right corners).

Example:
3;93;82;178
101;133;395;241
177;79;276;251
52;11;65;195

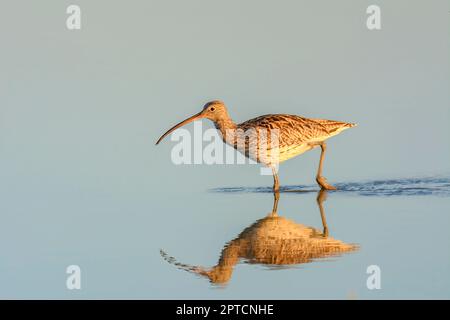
238;114;355;148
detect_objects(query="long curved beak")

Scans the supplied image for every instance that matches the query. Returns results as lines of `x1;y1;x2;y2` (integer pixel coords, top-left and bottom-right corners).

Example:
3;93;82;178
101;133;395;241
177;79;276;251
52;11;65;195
155;111;204;145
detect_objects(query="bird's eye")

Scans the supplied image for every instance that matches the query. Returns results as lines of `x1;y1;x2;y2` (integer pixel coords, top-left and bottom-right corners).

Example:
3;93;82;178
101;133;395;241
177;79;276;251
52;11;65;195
209;107;215;111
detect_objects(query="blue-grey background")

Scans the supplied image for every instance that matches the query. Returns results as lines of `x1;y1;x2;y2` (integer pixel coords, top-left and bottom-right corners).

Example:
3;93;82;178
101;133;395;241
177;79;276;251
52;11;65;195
0;0;449;299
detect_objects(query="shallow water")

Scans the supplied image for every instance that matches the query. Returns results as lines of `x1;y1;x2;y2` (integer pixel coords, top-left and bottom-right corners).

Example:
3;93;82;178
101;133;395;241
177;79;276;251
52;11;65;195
212;176;450;197
156;177;450;299
2;177;449;299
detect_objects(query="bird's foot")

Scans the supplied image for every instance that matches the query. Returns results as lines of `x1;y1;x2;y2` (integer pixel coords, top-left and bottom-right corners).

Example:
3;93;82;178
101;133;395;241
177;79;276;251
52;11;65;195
316;176;337;190
269;211;278;217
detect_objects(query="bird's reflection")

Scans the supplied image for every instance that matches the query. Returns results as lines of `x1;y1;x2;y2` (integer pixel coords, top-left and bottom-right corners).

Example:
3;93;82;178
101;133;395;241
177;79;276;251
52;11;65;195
160;190;358;285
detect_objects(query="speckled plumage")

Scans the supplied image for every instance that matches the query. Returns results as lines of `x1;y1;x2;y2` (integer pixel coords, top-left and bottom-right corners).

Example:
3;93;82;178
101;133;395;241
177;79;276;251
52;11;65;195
222;113;356;165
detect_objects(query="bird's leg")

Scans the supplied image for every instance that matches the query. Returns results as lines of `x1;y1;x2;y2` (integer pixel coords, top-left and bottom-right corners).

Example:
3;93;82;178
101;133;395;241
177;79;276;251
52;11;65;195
316;142;337;190
269;166;280;216
271;189;280;216
272;166;280;193
316;189;329;237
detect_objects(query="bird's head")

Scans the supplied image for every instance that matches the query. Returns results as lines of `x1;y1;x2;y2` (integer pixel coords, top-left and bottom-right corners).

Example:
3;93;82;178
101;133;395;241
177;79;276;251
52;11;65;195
156;100;229;145
200;100;228;122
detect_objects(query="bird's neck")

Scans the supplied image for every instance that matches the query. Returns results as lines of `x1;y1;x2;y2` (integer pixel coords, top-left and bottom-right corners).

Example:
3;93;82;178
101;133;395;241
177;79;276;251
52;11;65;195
214;117;237;140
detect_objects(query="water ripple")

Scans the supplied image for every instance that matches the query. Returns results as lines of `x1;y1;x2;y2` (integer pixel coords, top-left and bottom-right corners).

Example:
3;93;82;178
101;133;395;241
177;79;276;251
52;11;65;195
210;176;450;197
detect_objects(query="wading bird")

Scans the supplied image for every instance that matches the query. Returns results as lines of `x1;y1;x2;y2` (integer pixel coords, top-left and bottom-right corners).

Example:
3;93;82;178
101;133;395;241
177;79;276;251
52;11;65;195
156;100;356;191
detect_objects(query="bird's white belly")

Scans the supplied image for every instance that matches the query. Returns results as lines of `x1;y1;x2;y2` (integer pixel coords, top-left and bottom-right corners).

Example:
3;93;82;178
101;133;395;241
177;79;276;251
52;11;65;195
277;144;315;163
230;142;315;166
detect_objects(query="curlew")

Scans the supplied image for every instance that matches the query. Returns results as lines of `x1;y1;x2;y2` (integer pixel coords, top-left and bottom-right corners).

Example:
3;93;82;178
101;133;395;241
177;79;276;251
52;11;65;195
156;100;356;191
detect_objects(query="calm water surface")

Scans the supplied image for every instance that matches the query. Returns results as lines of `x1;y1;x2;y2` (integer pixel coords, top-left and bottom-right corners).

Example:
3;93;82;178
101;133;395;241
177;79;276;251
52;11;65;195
1;177;449;299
